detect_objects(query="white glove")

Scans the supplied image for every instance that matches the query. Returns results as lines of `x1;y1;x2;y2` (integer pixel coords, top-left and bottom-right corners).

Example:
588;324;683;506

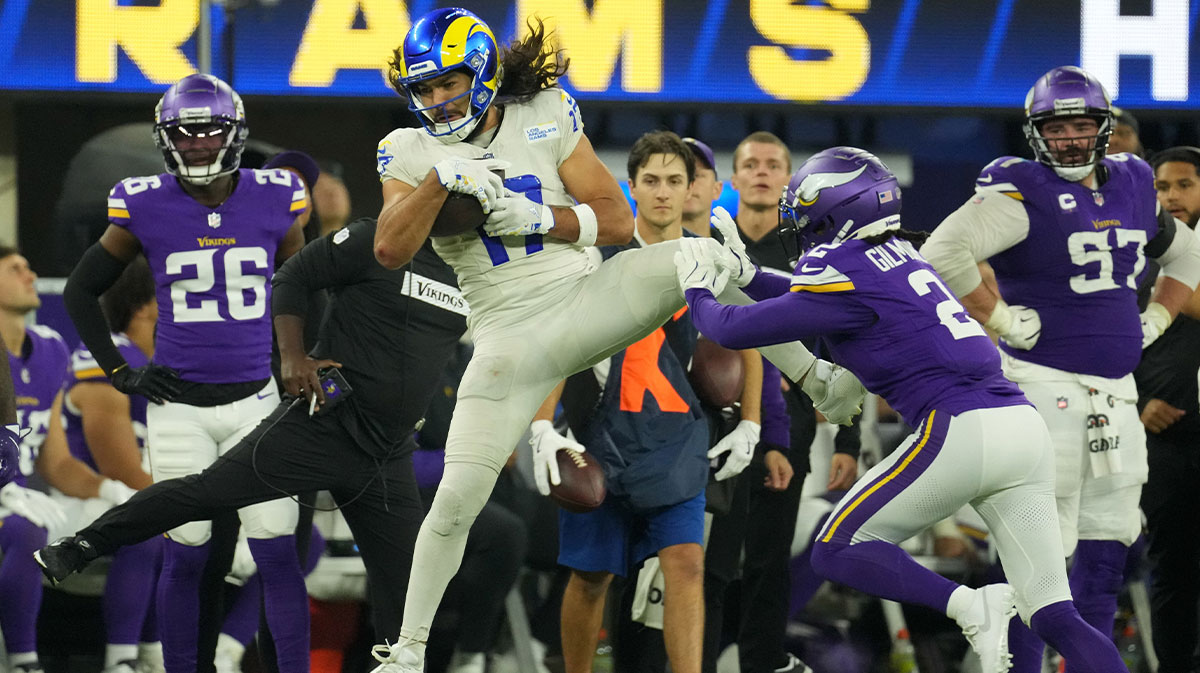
709;420;760;481
1141;301;1172;349
674;239;730;296
984;300;1041;351
431;157;508;214
800;359;866;426
529;419;586;497
0;482;67;530
482;190;555;237
226;533;258;586
709;206;756;287
98;478;136;506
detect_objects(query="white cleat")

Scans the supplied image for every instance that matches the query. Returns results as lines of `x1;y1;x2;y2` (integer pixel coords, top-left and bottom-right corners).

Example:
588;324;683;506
370;642;423;673
957;583;1017;673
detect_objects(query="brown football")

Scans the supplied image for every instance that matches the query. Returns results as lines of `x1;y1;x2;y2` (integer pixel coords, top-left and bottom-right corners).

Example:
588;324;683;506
430;192;487;238
688;336;745;408
550;448;606;514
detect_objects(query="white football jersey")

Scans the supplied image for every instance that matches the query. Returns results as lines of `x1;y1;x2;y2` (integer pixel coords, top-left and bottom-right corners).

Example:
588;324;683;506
377;88;592;313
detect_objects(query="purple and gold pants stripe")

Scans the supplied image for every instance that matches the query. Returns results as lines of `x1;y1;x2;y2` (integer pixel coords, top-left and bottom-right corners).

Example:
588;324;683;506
820;409;951;546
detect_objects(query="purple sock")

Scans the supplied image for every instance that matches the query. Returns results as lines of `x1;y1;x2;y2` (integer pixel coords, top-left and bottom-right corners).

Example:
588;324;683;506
158;540;212;673
1007;613;1045;673
1068;539;1126;650
810;539;959;612
248;536;310;673
0;515;48;652
1030;601;1126;672
221;575;262;646
105;537;164;645
140;537;165;643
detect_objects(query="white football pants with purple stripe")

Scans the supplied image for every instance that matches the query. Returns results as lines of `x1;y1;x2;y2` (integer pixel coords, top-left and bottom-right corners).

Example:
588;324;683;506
816;404;1073;621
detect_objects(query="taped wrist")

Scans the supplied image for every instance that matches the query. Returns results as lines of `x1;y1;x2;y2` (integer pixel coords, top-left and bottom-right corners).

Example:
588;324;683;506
983;299;1014;335
65;244;130;375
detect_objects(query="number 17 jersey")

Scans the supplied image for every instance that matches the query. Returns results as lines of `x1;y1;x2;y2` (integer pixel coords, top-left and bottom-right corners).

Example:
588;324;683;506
106;169;306;383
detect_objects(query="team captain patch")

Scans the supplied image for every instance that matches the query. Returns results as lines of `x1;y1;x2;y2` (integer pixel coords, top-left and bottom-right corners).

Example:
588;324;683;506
525;121;561;143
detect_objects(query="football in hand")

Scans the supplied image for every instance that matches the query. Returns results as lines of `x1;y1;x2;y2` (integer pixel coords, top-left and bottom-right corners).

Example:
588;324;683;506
430;192;487;238
688;336;745;408
549;449;606;514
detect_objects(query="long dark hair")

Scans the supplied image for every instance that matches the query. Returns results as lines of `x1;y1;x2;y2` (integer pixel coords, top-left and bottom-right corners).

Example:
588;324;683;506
861;229;930;247
496;17;570;103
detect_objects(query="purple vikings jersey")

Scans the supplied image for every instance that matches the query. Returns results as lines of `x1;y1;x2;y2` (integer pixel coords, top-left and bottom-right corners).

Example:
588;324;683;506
982;155;1159;377
63;335;149;470
106;169;306;383
9;326;70;485
689;239;1026;428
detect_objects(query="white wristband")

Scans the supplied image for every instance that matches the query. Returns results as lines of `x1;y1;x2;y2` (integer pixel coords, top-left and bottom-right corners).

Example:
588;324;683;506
571;203;598;248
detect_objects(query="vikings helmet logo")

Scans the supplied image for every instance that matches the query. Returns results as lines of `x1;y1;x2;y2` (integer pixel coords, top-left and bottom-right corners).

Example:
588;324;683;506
793;165;868;207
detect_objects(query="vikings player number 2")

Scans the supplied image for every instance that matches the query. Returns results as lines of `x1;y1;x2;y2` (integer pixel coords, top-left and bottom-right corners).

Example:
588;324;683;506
907;268;986;340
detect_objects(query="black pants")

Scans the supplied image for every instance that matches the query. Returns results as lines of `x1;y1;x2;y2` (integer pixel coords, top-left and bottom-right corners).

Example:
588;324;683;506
78;400;424;640
1141;430;1200;673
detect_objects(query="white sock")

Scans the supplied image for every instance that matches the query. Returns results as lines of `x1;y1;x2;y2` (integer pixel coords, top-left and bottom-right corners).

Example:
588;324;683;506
10;653;38;669
106;644;139;668
945;585;976;622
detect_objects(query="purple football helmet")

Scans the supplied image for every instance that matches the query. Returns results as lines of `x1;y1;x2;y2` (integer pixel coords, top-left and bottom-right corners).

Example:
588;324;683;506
1024;66;1113;180
153;74;247;185
779;147;901;253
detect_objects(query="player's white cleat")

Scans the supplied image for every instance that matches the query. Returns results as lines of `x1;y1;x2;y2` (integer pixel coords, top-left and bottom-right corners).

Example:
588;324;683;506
370;642;423;673
956;584;1017;673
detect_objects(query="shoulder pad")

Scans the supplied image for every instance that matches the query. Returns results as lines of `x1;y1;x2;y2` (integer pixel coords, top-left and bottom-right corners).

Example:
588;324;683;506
975;156;1040;201
27;324;65;344
790;247;855;293
1101;152;1153;185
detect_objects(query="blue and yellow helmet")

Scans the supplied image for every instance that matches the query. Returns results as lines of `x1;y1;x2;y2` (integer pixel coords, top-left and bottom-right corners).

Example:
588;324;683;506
395;7;502;143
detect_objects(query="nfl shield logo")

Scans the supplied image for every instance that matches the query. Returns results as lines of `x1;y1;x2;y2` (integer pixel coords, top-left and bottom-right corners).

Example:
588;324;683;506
1057;396;1068;409
1092;192;1104;207
208;212;221;229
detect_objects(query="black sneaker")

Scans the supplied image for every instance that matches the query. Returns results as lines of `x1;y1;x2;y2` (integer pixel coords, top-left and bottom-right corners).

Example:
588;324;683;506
775;653;814;673
33;535;97;584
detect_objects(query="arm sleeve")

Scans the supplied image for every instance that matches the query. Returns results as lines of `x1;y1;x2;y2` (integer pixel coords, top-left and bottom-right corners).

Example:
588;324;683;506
684;287;878;350
921;191;1031;297
63;244;131;375
1148;205;1200;290
833;417;862;459
271;218;375;319
758;363;790;449
742;267;793;301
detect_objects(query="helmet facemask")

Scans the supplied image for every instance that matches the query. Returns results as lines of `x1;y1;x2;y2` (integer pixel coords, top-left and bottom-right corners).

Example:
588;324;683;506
1025;112;1113;182
396;8;503;145
153;74;248;186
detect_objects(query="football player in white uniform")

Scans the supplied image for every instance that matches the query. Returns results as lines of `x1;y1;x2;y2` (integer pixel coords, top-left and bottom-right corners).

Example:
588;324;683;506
369;8;866;672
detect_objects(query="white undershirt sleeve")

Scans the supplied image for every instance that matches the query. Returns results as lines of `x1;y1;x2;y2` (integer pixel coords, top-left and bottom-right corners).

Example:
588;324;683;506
921;190;1032;297
1152;202;1200;290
